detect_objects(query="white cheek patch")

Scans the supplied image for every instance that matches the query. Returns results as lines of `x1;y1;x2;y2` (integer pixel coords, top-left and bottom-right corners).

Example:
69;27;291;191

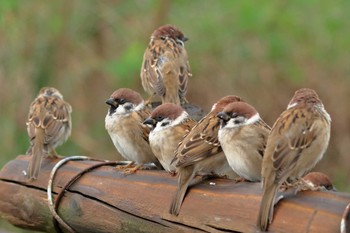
115;105;128;115
245;113;260;125
171;111;188;127
134;102;145;111
224;113;260;129
153;120;171;133
152;111;188;133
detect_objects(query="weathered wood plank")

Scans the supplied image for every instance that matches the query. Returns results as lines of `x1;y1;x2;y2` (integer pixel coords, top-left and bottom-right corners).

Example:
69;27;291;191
0;155;349;233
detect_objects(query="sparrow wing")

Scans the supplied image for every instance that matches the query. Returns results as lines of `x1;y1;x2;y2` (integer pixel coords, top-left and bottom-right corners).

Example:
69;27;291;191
136;108;152;143
253;119;271;157
174;113;222;167
141;47;159;94
27;96;71;145
269;106;320;181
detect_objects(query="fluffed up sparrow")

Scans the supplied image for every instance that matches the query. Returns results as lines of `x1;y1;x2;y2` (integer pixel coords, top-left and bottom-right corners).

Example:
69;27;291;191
257;88;331;231
105;88;162;172
26;87;72;180
169;95;242;216
143;103;196;174
141;24;192;105
217;102;270;182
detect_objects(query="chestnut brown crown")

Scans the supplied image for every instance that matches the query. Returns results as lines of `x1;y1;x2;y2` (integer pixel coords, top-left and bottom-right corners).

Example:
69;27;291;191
152;25;188;43
222;102;257;119
288;88;323;108
107;88;144;106
150;103;185;121
212;95;243;113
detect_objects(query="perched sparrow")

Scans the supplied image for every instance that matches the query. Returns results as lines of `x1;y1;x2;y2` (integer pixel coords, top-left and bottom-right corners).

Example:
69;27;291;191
169;95;242;216
301;171;335;191
141;25;192;105
217;102;270;182
143;103;196;173
105;88;161;172
26;87;72;180
257;88;331;231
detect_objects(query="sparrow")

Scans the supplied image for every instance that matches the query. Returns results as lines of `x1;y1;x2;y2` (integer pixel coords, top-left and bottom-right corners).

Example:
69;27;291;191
26;87;72;180
301;171;335;191
169;95;242;216
217;102;271;182
105;88;161;172
257;88;331;231
143;103;196;174
140;24;192;105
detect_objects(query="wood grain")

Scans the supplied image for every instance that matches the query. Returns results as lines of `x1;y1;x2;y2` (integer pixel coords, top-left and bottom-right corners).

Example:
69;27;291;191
0;155;349;233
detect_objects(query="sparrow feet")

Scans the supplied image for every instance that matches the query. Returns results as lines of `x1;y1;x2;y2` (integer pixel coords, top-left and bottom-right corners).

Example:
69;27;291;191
234;177;248;183
123;164;143;175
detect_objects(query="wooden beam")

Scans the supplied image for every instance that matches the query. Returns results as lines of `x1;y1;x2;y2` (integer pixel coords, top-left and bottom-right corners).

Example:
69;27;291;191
0;155;349;232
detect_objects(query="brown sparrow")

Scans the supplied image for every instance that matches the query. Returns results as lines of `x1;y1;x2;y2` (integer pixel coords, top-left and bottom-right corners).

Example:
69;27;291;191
140;25;192;105
105;88;161;172
143;103;196;173
301;171;335;191
257;88;331;231
26;87;72;180
217;102;271;182
169;95;242;216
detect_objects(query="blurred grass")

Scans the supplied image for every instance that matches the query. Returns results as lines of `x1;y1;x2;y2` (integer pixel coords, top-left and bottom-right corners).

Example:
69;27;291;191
1;0;350;232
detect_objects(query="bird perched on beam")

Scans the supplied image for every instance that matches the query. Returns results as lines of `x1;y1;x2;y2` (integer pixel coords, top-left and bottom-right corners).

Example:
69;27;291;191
257;88;331;231
26;87;72;180
141;25;192;106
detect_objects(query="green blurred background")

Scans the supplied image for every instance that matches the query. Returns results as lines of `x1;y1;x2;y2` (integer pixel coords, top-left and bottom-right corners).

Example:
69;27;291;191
1;0;349;232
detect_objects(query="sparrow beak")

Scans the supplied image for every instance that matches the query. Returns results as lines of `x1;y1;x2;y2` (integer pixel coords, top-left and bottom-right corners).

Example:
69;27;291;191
105;98;118;108
217;112;230;122
182;36;188;42
143;118;157;128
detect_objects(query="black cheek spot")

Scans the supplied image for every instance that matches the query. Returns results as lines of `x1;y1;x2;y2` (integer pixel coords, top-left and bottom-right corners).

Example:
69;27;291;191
124;105;132;111
161;122;169;127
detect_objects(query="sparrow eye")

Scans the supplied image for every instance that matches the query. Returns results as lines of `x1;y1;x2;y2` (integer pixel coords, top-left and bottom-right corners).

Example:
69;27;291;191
160;36;166;40
156;116;164;122
118;98;126;104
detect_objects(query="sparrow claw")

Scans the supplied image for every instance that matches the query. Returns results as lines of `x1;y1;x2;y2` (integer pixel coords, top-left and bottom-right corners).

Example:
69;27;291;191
234;177;248;183
115;161;135;170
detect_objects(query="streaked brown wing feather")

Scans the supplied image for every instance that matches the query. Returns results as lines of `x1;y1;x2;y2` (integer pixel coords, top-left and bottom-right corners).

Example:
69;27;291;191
174;113;222;167
270;107;318;179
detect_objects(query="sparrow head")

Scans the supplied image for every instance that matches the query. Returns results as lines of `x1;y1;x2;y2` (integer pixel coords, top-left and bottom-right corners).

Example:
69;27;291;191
143;103;187;131
287;88;323;109
106;88;144;116
303;172;336;191
211;95;243;113
217;102;260;128
152;25;188;46
38;87;63;99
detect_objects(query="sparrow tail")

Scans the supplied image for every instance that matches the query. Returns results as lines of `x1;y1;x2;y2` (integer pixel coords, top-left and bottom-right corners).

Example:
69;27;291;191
169;166;195;216
28;127;46;180
257;183;278;231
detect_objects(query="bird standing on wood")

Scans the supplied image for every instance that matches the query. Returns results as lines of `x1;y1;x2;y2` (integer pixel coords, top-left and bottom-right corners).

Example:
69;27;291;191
143;103;196;174
26;87;72;180
141;25;192;106
257;88;331;231
169;95;242;216
217;102;270;182
105;88;162;173
300;171;336;191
